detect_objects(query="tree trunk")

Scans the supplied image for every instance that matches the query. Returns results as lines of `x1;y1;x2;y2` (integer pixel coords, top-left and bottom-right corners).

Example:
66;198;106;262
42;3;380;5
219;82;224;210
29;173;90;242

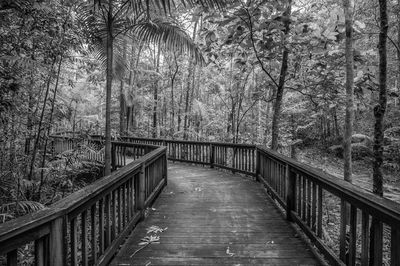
152;45;161;138
170;55;178;137
270;0;292;151
104;0;113;176
370;0;388;264
343;0;355;183
398;0;400;97
183;20;198;140
119;40;127;136
177;87;183;134
373;0;388;198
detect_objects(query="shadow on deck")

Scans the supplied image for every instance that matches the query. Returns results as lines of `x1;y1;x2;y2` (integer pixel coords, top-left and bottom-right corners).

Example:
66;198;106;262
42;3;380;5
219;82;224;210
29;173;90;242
111;163;319;265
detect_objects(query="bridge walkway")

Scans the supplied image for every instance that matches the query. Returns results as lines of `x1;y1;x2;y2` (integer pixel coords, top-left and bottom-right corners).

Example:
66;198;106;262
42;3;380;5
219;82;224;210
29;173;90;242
111;163;320;265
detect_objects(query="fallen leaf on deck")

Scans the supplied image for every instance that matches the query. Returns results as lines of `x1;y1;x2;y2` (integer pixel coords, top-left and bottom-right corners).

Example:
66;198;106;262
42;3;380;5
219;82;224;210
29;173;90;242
226;246;235;257
146;225;168;234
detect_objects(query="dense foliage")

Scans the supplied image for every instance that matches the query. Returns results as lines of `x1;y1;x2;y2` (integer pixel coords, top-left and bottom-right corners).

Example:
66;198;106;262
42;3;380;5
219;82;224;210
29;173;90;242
1;0;400;221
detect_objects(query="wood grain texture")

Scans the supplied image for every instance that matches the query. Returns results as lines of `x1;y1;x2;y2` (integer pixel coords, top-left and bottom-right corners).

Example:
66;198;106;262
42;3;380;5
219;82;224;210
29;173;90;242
111;163;320;265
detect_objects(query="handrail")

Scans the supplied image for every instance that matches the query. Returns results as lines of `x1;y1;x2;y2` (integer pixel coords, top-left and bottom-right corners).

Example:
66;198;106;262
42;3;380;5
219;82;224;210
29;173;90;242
122;136;400;266
0;139;168;266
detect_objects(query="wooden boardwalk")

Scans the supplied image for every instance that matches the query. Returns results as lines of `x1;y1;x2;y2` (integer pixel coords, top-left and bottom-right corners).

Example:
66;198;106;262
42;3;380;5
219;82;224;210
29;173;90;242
111;163;320;265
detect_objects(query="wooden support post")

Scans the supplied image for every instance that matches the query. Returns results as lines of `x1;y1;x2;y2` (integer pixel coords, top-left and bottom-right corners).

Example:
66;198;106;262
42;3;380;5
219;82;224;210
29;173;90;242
137;162;146;220
285;164;296;221
163;153;168;187
49;217;65;266
210;144;215;169
255;148;260;182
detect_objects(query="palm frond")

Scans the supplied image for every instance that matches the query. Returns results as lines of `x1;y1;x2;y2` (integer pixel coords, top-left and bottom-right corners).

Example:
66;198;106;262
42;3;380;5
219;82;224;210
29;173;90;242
131;18;204;64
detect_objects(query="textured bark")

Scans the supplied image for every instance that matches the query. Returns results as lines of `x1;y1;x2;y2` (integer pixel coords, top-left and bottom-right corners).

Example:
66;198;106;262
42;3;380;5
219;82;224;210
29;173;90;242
104;0;113;176
369;1;387;263
271;0;292;151
373;0;388;197
398;0;400;95
342;0;355;183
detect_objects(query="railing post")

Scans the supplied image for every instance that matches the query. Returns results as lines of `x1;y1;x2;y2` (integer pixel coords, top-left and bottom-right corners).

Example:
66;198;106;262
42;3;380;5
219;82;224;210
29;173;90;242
49;216;66;265
255;148;260;182
163;151;168;187
210;144;215;168
286;164;296;222
137;162;146;220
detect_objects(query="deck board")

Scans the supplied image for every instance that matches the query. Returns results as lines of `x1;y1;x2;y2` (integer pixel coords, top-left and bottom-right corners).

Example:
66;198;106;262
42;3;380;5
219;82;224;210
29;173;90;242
111;163;320;265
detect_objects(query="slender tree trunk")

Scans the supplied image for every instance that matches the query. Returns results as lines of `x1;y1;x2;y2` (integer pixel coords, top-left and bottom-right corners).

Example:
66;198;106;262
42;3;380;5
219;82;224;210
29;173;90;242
28;58;56;180
170;56;178;137
152;45;161;138
38;56;63;197
177;87;183;134
398;0;400;96
370;1;387;264
104;1;113;176
119;40;127;136
343;0;354;183
183;20;198;140
271;0;292;151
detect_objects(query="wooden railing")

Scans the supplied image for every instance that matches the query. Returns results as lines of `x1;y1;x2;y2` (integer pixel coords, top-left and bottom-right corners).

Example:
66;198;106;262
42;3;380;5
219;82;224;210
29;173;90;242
122;136;400;266
0;139;167;266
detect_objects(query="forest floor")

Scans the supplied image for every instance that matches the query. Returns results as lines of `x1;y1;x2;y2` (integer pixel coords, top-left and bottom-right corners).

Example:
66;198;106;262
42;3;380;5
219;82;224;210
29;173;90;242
297;147;400;204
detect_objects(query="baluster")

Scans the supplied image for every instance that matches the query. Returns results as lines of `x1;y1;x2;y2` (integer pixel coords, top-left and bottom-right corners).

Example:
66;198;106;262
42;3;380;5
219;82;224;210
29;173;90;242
105;194;111;247
123;182;127;227
35;236;47;266
317;186;323;237
302;176;306;221
7;249;17;266
99;198;105;253
91;204;97;263
70;217;78;266
307;179;311;227
118;187;122;233
111;191;116;240
297;175;302;218
370;218;383;265
391;227;400;266
81;211;88;266
312;182;317;232
286;165;296;221
348;205;357;266
339;200;347;262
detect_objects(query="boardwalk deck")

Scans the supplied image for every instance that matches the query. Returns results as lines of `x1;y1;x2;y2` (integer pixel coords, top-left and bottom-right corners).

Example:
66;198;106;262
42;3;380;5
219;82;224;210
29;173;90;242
111;163;320;265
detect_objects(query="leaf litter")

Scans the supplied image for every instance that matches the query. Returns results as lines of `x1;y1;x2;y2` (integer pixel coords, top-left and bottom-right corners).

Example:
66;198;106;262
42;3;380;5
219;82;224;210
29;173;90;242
130;225;167;258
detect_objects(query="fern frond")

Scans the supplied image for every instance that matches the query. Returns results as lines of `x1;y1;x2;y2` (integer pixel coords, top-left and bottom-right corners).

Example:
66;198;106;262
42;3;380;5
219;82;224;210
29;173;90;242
131;18;204;64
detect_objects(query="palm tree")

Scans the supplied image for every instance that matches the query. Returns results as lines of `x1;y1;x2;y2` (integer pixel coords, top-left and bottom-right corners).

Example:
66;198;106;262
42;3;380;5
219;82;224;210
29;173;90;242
82;0;230;175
